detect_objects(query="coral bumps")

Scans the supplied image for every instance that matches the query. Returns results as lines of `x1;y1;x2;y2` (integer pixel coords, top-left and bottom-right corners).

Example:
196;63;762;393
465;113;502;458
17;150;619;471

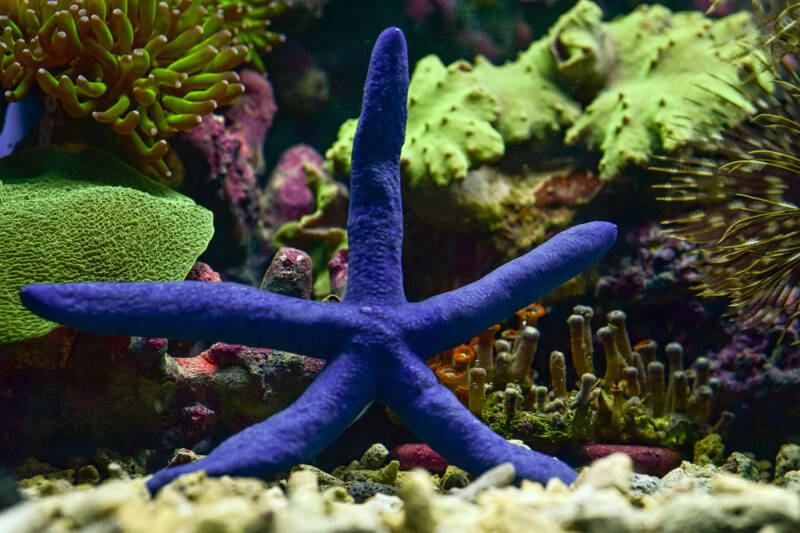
0;0;288;179
565;4;770;178
327;0;769;185
0;145;213;343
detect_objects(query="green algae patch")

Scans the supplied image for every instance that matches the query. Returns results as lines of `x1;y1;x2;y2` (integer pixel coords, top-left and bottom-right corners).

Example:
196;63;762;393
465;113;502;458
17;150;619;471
0;145;214;344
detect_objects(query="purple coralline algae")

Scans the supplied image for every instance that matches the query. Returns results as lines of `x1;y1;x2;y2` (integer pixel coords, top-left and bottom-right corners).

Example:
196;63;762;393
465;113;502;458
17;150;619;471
593;223;725;353
709;324;800;454
596;225;701;302
392;443;450;474
172;70;278;280
328;249;349;299
263;144;321;227
582;443;682;477
21;28;617;492
259;247;314;300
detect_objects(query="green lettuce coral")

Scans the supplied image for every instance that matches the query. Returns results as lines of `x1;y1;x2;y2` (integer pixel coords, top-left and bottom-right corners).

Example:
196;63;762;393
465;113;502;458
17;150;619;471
0;145;213;344
327;0;770;185
0;0;289;181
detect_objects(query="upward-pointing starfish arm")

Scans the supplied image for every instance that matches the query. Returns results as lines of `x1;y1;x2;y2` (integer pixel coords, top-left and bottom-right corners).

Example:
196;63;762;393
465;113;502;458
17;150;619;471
147;349;377;493
345;27;409;305
21;281;356;359
380;351;577;484
405;221;617;356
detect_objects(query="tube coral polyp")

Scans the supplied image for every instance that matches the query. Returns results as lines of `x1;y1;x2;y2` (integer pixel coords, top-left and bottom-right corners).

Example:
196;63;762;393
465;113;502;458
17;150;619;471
0;0;288;180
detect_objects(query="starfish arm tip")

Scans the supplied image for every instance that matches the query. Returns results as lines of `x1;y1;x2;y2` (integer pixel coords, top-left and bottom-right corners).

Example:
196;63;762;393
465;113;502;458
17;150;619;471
20;283;78;324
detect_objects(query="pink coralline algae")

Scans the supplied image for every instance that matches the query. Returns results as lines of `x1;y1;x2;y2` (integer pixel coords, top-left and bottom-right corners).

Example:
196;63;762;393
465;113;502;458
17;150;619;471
166;342;325;434
187;262;223;283
172;70;278;280
392;443;451;474
225;70;279;175
264;145;321;227
259;247;314;300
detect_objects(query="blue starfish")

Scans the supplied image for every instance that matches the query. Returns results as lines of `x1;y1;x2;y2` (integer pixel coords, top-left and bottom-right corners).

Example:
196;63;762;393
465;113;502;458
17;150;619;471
21;28;616;493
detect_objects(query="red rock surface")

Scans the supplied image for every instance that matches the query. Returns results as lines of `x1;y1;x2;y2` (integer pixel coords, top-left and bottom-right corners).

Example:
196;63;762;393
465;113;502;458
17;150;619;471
392;443;450;474
583;443;682;477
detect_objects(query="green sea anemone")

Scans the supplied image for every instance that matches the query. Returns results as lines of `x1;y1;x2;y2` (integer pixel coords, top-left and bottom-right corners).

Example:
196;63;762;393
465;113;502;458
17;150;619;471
0;0;288;181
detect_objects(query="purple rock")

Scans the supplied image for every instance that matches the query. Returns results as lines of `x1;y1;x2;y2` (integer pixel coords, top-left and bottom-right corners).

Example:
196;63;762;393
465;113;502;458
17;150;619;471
328;248;349;298
264;144;321;227
259;247;314;299
226;70;278;175
709;324;800;452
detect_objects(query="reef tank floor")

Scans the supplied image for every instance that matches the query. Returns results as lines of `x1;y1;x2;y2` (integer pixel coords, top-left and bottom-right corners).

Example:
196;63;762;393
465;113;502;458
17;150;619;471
3;448;800;532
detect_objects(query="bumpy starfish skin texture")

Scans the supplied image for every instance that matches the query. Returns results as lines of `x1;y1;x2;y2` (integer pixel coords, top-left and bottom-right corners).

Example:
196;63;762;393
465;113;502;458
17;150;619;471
21;28;617;493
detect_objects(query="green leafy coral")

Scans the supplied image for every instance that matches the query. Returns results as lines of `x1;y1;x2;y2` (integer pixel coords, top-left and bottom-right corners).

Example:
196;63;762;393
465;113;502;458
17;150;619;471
327;0;770;185
327;55;506;187
0;145;213;344
0;0;289;181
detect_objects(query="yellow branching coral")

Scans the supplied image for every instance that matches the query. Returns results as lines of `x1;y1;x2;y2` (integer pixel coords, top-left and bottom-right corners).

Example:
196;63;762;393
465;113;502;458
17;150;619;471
0;0;288;181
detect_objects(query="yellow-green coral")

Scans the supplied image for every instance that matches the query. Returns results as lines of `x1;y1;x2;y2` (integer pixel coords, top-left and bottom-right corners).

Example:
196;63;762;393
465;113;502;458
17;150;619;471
327;0;771;186
327;56;505;187
0;0;288;181
565;5;771;179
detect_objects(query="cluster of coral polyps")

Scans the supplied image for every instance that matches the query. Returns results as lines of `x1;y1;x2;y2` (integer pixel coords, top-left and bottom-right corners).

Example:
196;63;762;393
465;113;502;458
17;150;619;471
431;304;727;453
0;0;289;180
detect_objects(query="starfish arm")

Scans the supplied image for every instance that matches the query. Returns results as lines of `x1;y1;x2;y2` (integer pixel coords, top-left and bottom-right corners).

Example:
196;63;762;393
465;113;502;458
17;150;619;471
147;350;377;493
345;27;409;305
21;281;356;359
380;351;577;485
405;221;617;356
